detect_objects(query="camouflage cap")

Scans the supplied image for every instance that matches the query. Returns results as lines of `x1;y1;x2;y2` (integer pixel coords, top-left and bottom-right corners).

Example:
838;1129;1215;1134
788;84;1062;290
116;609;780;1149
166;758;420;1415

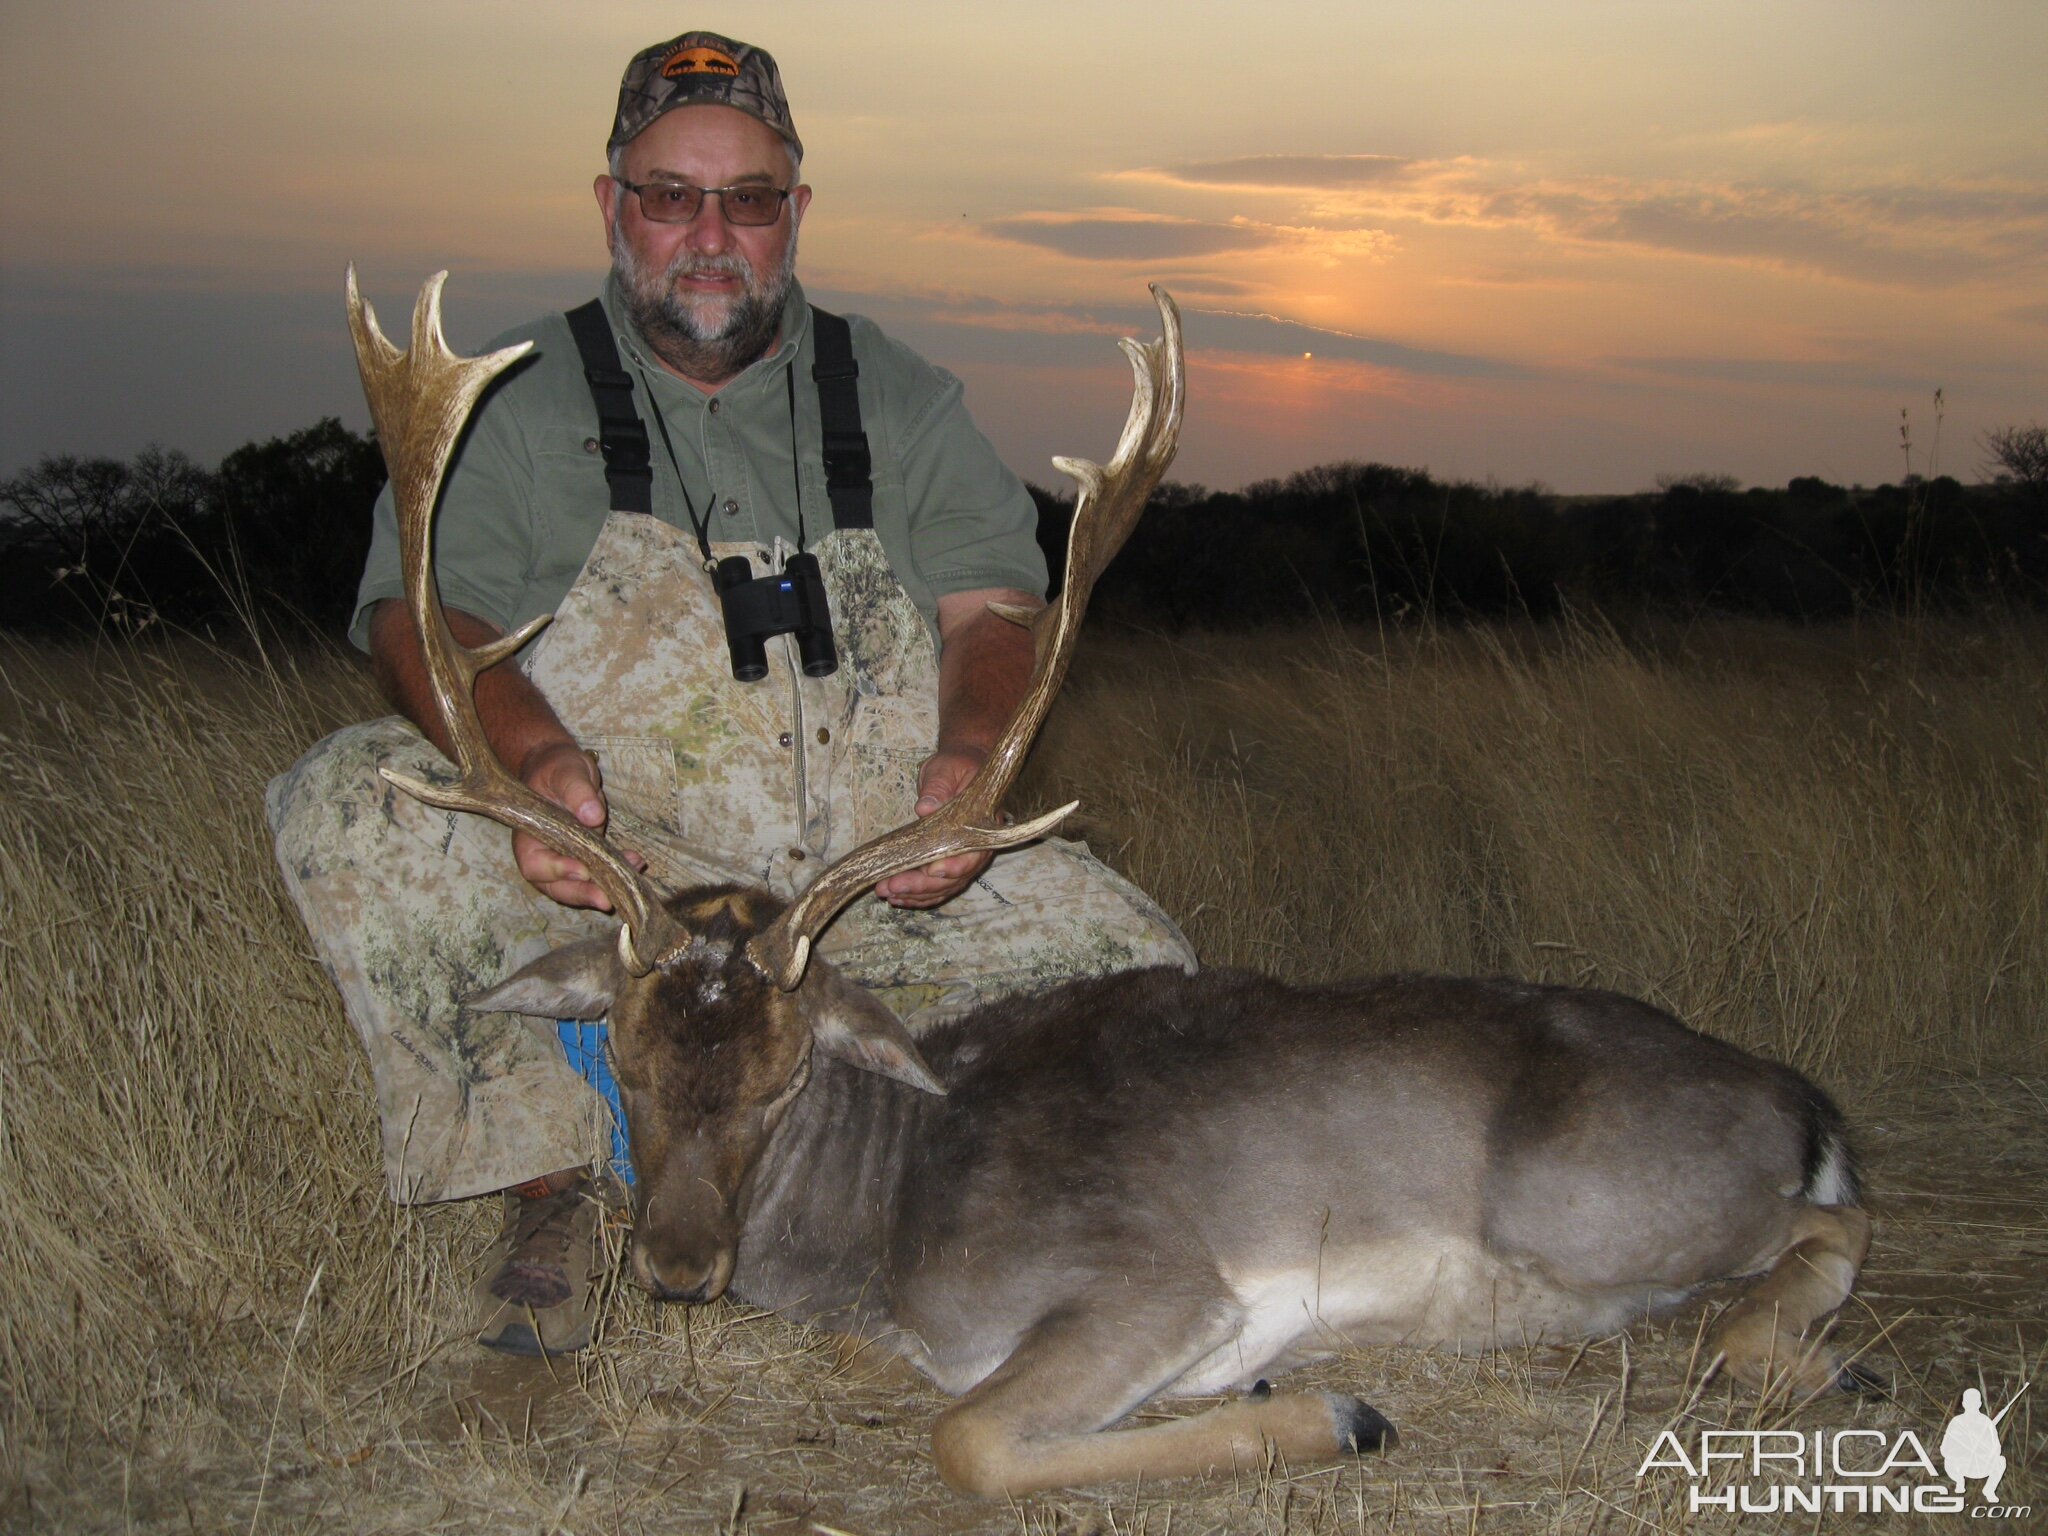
608;31;802;160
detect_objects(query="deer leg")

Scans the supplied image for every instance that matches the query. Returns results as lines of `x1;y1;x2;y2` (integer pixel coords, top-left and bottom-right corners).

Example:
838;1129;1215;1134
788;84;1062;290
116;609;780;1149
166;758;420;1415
1707;1203;1872;1395
822;1329;929;1389
928;1293;1394;1499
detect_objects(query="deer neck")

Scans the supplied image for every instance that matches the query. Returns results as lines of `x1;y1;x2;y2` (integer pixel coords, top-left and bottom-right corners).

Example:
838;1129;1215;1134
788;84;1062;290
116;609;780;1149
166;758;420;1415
729;1047;933;1328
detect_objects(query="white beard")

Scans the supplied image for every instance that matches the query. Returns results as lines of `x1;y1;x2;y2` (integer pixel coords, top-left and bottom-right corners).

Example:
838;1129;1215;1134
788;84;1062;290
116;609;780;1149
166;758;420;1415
613;230;799;385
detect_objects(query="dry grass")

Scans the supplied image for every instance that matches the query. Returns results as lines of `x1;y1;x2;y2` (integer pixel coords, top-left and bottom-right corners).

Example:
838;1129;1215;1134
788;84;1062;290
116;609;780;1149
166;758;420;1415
0;612;2041;1533
1026;612;2048;1076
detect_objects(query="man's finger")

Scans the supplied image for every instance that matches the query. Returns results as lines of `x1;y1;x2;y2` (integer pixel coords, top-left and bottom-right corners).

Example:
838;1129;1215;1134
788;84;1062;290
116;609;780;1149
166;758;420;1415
552;773;607;827
876;845;992;907
552;879;614;912
527;743;608;824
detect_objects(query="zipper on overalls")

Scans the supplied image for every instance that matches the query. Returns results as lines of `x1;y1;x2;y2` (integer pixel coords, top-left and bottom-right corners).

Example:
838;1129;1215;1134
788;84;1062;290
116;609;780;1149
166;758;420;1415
770;536;813;856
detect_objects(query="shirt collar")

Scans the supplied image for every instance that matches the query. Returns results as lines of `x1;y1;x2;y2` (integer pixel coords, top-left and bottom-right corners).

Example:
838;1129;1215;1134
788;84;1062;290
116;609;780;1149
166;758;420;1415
598;272;811;398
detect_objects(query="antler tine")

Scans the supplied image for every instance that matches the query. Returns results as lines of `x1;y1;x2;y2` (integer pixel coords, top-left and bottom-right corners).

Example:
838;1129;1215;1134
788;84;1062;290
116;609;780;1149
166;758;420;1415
348;268;685;976
747;287;1185;991
1050;285;1184;619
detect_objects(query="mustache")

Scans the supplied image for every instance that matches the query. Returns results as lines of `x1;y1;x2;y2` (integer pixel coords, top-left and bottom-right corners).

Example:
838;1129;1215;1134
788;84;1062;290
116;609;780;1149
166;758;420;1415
663;252;752;286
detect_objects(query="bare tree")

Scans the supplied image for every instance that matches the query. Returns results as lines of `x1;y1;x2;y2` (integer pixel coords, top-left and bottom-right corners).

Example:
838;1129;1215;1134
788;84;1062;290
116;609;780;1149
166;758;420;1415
1981;423;2048;494
0;447;212;630
0;447;210;566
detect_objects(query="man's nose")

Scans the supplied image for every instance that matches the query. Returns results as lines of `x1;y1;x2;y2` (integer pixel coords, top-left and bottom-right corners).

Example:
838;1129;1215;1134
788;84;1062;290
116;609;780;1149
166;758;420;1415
683;194;734;253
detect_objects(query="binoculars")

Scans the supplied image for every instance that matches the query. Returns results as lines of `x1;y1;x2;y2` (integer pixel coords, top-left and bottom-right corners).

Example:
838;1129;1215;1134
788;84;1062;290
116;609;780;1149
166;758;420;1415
713;551;838;682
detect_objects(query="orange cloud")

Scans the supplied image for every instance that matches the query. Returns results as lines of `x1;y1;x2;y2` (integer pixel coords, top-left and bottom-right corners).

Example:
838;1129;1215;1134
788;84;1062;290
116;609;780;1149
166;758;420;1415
977;209;1396;267
1125;155;2048;287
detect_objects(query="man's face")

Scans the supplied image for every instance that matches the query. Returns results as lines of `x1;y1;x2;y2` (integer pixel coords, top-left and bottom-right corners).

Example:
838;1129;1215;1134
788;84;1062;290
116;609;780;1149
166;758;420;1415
596;105;812;387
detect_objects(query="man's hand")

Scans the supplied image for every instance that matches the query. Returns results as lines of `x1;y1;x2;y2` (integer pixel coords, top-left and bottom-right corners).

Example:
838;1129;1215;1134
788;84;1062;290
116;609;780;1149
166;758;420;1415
515;740;646;910
874;746;995;908
368;601;646;913
872;585;1044;910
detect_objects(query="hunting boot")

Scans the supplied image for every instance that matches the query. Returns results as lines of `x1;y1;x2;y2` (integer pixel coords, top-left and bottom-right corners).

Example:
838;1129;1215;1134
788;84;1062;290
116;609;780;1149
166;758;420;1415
474;1168;616;1356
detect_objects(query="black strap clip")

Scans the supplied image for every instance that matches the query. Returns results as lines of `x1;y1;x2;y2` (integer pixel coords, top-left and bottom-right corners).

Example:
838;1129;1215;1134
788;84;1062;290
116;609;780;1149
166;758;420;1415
822;431;873;490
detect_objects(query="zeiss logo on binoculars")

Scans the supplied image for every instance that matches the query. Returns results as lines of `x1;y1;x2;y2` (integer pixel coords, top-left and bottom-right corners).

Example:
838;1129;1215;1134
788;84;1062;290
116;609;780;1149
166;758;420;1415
1636;1380;2029;1518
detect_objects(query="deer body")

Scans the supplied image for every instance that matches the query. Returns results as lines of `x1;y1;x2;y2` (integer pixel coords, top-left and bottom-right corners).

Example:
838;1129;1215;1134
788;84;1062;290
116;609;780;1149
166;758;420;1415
740;964;1841;1374
471;887;1868;1495
355;275;1871;1497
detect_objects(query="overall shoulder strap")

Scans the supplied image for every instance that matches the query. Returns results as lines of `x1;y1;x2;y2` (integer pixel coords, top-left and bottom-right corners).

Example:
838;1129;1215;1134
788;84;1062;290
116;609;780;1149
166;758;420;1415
565;300;653;515
809;307;874;531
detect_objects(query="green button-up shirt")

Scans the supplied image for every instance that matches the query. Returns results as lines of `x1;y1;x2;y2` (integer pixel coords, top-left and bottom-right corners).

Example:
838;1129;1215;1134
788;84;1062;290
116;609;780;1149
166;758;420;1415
351;277;1046;652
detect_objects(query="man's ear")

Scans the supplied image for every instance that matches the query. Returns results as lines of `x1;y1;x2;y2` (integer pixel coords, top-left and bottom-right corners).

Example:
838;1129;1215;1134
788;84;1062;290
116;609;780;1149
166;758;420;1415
795;958;946;1096
464;934;621;1020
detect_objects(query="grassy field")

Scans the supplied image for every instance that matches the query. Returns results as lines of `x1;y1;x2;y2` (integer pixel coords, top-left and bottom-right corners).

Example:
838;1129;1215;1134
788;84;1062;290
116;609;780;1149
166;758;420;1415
0;613;2041;1533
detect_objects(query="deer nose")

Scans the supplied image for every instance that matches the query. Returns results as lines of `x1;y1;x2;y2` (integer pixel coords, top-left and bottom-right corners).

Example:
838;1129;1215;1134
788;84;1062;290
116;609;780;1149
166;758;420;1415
630;1237;734;1304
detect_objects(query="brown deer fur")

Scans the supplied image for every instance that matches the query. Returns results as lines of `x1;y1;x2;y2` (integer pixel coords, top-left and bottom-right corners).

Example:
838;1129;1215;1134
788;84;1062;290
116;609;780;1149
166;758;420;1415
470;884;1871;1498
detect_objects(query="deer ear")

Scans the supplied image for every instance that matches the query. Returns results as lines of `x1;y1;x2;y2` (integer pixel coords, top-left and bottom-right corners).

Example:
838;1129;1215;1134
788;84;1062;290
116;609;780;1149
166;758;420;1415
796;959;947;1096
464;934;621;1020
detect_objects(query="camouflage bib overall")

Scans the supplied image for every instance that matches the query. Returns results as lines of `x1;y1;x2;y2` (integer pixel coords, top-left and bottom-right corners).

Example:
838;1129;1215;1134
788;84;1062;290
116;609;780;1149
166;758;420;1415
268;433;1192;1206
529;514;938;893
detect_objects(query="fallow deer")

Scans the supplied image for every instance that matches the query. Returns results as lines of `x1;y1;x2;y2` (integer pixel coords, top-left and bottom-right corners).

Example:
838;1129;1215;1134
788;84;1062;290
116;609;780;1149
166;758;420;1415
348;272;1874;1498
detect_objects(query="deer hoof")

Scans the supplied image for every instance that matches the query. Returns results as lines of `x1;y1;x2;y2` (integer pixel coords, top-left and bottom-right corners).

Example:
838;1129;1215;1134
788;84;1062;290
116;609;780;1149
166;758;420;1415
1330;1395;1397;1454
1835;1359;1891;1397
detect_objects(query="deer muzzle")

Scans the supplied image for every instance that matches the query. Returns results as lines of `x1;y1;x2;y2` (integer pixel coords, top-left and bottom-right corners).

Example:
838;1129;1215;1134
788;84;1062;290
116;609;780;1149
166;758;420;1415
630;1236;736;1305
627;1169;742;1303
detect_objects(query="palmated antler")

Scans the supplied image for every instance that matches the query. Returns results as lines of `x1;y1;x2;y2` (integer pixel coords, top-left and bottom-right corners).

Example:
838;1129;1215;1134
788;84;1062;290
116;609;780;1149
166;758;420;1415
347;268;685;974
748;286;1185;990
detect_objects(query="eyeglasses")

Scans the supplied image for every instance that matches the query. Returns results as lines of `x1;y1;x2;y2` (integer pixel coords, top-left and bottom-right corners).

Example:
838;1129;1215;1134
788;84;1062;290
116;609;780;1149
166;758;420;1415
614;178;793;227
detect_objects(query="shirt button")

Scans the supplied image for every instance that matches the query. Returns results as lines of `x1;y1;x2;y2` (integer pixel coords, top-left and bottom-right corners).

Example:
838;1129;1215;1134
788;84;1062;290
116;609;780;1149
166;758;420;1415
777;731;793;749
788;847;807;861
582;436;600;454
708;398;721;414
816;727;831;745
723;498;740;515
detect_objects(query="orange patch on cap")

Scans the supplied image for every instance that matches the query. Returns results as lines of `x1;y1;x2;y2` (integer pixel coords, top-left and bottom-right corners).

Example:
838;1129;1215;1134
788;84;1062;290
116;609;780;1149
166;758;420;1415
662;44;741;79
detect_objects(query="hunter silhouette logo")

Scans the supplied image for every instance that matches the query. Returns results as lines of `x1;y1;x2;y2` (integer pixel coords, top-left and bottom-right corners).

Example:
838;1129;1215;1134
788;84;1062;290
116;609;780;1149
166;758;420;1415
1636;1376;2031;1517
1942;1384;2025;1504
662;44;740;80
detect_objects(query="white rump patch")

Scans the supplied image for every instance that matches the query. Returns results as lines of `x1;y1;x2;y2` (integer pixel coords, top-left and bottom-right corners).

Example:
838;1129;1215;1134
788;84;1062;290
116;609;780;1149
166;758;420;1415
1806;1135;1857;1207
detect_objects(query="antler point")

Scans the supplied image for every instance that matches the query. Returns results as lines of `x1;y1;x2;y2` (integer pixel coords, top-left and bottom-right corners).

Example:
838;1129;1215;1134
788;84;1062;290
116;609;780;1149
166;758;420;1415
617;924;653;976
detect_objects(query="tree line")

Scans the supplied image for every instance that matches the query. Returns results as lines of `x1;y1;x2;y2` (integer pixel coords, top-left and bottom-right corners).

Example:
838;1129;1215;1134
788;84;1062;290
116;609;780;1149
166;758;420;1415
1;420;385;639
1043;433;2048;627
4;419;2046;640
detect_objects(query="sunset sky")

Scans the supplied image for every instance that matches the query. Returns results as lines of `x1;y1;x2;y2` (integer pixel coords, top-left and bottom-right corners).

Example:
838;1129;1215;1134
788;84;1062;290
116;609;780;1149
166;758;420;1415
2;1;2043;494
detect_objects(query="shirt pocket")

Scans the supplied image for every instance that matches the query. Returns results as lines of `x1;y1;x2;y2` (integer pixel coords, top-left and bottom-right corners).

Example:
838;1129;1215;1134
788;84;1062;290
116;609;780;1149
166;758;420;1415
529;425;614;599
585;734;682;839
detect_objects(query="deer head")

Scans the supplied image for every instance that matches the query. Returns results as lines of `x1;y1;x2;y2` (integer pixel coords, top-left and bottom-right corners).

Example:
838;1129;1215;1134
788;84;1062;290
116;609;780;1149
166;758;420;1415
349;268;1183;1299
